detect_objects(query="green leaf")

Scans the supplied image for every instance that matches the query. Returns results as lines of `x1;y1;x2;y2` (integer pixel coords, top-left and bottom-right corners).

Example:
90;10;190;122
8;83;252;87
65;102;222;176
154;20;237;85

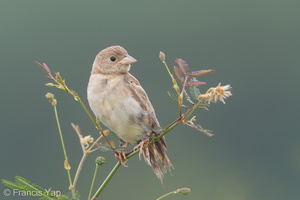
114;148;125;152
2;176;69;200
2;179;25;191
167;91;178;103
99;144;111;152
183;90;194;105
189;84;201;100
152;127;163;134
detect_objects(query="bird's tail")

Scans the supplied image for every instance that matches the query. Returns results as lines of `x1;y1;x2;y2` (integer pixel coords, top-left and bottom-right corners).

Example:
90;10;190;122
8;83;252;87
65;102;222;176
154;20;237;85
143;137;173;182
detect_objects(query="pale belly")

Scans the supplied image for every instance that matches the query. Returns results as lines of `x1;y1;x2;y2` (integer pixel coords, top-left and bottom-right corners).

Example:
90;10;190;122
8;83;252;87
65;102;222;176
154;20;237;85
87;74;145;144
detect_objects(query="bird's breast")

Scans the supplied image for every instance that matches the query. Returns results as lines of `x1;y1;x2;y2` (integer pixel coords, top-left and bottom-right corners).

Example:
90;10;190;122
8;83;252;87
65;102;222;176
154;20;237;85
87;74;145;144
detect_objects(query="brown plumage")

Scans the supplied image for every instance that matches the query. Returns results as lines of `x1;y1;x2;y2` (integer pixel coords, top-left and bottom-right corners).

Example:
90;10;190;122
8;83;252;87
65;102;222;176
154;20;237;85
87;45;172;181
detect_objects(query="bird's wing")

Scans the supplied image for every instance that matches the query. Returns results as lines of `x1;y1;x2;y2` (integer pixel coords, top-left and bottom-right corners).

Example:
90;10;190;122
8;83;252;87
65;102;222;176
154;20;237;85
124;73;160;129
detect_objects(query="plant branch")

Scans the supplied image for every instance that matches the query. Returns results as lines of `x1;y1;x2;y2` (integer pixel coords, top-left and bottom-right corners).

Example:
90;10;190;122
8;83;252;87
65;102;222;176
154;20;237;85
156;190;177;200
91;162;121;200
72;151;89;195
91;116;182;199
35;61;115;151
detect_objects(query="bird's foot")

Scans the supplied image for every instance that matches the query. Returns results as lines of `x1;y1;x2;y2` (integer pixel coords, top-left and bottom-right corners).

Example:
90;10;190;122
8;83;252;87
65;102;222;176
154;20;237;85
115;150;128;167
134;139;150;160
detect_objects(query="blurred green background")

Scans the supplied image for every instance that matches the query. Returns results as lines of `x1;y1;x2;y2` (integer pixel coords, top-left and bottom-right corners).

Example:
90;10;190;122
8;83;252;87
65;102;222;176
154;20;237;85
1;0;299;199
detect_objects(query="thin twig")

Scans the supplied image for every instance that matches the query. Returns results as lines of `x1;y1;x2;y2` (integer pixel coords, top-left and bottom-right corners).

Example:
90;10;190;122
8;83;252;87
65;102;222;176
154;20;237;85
52;100;73;191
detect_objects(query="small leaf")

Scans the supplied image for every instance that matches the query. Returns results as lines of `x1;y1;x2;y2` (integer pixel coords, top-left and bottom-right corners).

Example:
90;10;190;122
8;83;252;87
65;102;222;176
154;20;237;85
189;69;214;76
34;61;51;74
114;148;125;152
152;127;163;134
2;179;25;191
45;75;55;81
55;72;63;83
189;84;201;100
15;176;44;192
175;58;189;75
185;80;206;86
42;63;51;74
183;90;194;105
173;66;184;82
167;91;178;103
196;103;208;110
99;144;111;152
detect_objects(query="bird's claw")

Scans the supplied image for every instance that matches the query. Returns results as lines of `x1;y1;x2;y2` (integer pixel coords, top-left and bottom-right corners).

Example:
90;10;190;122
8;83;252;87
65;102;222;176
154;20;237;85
115;151;128;167
134;139;150;160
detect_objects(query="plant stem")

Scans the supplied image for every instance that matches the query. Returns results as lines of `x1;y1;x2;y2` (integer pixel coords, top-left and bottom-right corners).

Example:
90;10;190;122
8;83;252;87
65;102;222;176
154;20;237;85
162;60;179;93
72;151;89;194
183;97;206;122
53;105;73;191
91;162;121;200
162;60;173;80
156;190;177;200
88;164;99;200
91;117;182;199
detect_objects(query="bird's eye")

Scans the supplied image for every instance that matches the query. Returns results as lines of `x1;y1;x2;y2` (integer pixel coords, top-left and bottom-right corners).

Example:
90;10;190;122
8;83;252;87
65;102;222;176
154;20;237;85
110;56;116;62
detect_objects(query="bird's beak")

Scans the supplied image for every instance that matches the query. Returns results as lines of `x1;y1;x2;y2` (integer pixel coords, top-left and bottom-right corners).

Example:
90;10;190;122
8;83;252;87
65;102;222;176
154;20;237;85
119;54;137;65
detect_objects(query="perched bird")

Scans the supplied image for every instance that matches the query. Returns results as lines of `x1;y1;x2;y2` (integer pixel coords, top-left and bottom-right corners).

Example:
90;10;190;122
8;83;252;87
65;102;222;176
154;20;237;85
87;45;172;181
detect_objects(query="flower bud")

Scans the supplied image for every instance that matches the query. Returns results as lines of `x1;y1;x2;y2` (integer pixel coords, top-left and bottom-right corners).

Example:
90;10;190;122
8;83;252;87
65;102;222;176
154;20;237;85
159;51;166;62
95;156;106;166
45;92;57;106
176;187;191;195
45;83;55;87
80;135;94;149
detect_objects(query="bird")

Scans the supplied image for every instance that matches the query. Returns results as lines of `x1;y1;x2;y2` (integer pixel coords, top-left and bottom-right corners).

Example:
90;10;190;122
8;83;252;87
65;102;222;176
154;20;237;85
87;45;172;181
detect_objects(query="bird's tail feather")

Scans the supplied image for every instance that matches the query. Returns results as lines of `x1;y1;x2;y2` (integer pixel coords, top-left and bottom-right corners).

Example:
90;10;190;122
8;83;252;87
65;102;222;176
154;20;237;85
143;137;173;182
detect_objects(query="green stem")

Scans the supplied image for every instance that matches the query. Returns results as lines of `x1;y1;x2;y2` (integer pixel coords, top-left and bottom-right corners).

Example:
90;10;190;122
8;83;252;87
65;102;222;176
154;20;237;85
162;60;173;80
91;162;121;200
162;60;179;92
91;118;181;199
88;164;99;200
183;97;206;122
156;190;177;200
53;105;73;190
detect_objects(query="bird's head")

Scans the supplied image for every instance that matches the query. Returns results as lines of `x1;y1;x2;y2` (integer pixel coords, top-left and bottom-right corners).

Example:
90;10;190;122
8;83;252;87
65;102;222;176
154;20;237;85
92;45;137;75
